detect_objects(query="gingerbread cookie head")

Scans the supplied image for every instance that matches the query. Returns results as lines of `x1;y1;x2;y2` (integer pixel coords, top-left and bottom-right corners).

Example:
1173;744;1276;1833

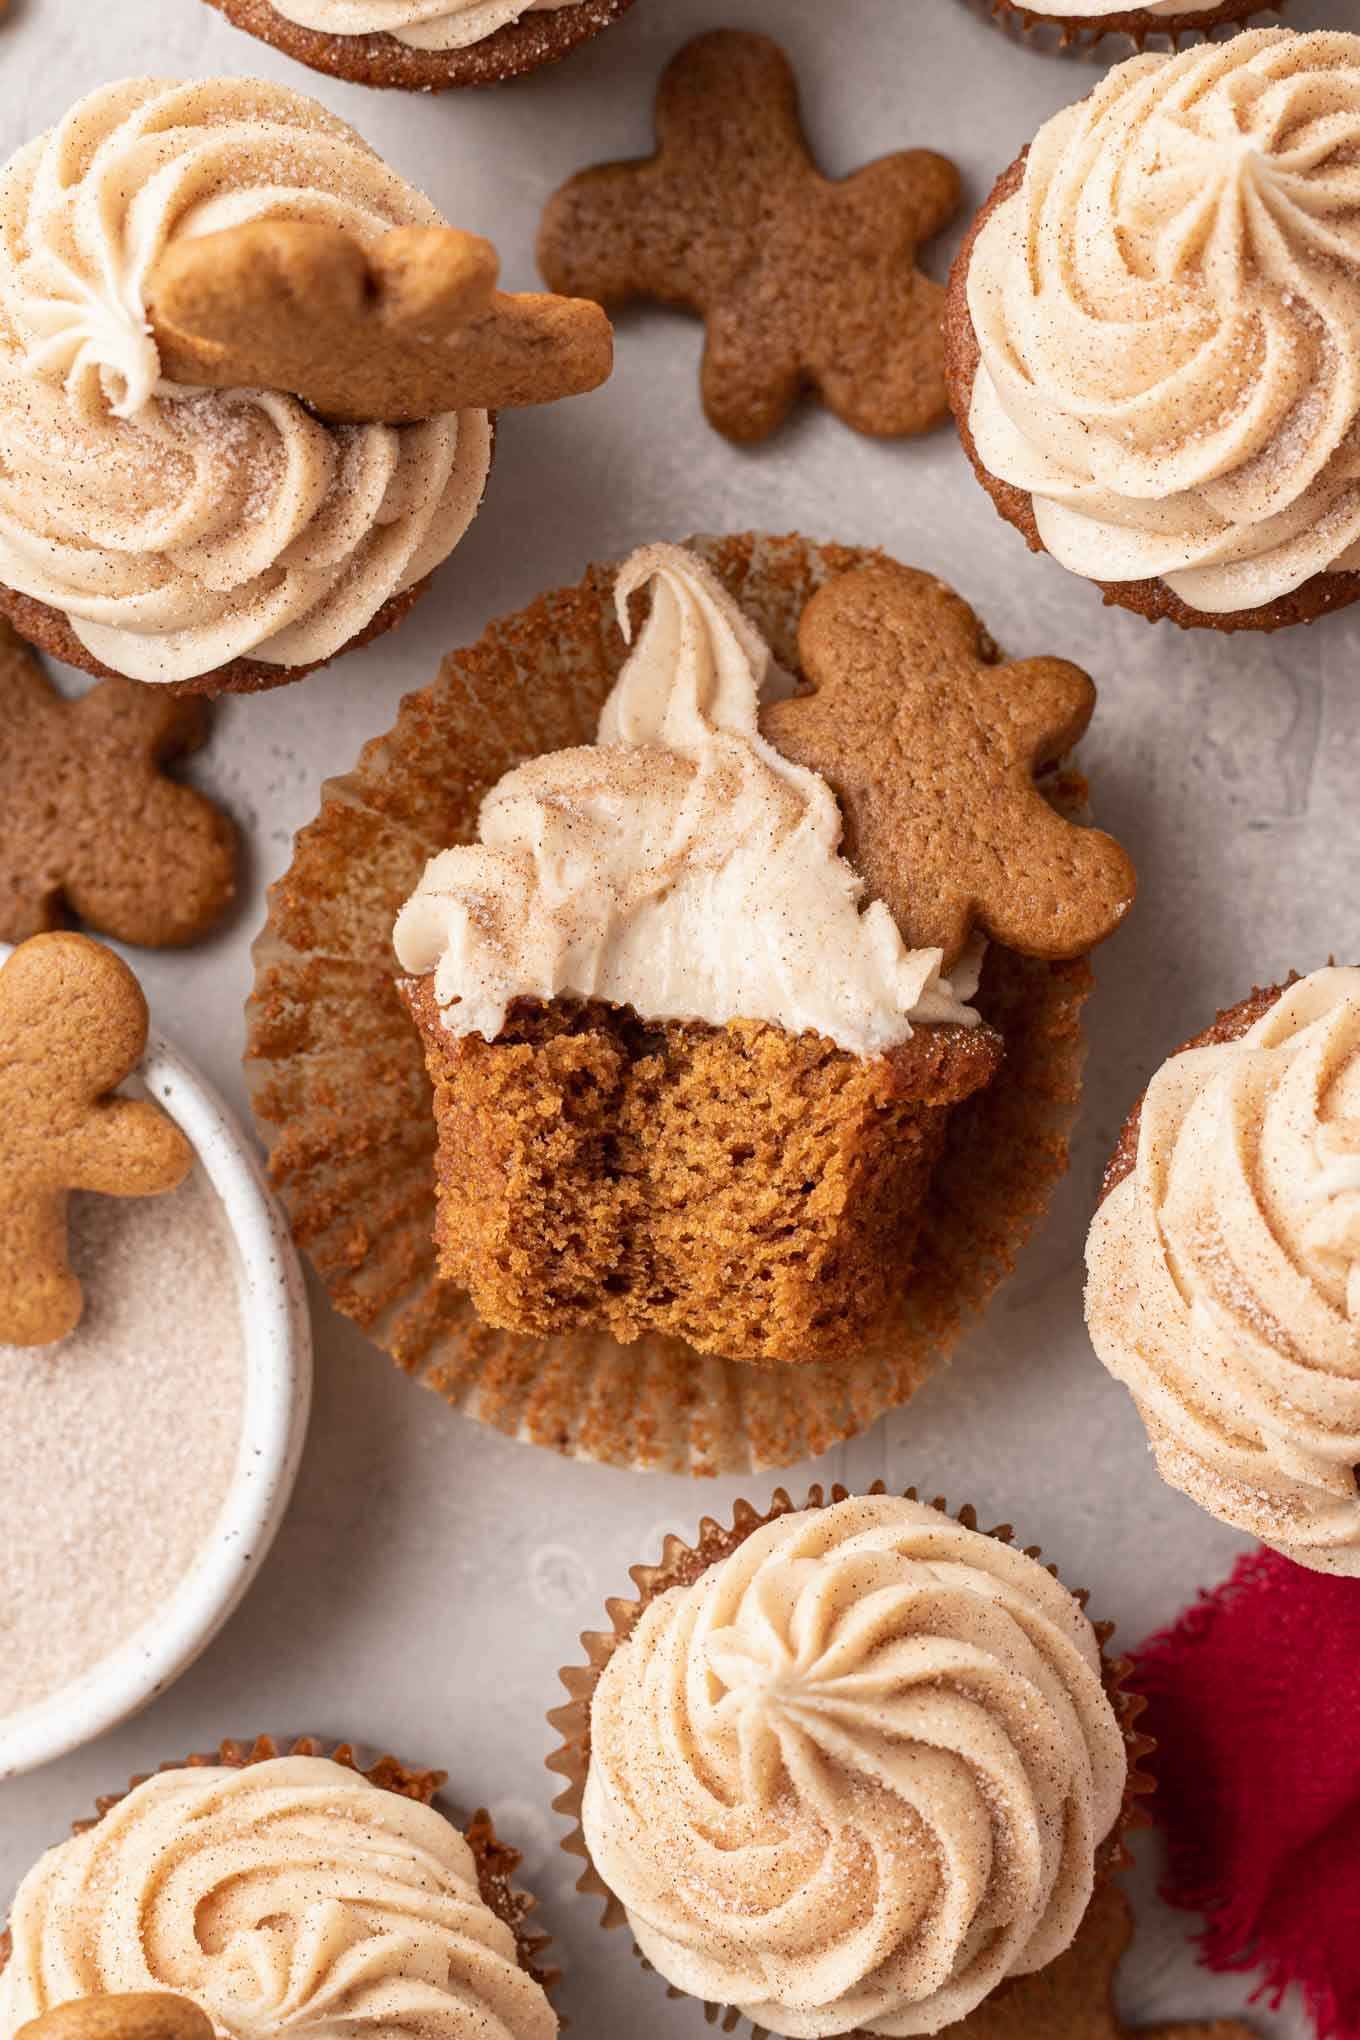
538;30;960;444
0;624;238;948
761;561;1136;968
0;934;192;1348
0;78;606;693
17;2002;214;2040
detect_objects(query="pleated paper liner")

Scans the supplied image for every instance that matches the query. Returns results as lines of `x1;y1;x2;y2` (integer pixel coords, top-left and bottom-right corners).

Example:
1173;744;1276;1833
547;1481;1155;2039
245;531;1094;1476
971;0;1282;54
0;1735;555;2007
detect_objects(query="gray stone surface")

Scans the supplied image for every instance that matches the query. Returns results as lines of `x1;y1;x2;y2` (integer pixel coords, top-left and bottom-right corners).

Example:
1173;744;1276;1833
3;1;1352;2033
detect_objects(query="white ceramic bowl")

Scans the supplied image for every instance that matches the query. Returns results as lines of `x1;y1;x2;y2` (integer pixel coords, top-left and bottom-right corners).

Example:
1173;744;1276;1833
0;959;313;1778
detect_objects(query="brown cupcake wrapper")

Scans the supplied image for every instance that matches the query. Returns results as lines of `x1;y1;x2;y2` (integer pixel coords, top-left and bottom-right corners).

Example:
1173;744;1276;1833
0;1735;556;2009
245;530;1095;1475
547;1481;1154;2037
979;0;1280;52
205;0;638;90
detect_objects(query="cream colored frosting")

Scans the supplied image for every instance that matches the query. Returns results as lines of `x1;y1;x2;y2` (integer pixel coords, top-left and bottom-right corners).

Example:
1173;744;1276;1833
0;1757;556;2040
967;31;1360;614
393;544;982;1056
266;0;581;52
1086;967;1360;1575
1033;1;1221;17
582;1496;1127;2039
0;79;491;684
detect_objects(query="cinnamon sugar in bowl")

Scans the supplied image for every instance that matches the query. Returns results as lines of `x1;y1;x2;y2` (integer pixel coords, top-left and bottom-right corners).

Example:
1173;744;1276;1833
0;951;312;1777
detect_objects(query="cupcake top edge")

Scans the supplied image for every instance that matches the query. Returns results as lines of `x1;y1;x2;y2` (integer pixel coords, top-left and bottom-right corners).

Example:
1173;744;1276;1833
964;27;1360;616
1086;963;1360;1574
579;1491;1129;2039
393;541;1132;1057
0;1755;557;2040
262;0;587;53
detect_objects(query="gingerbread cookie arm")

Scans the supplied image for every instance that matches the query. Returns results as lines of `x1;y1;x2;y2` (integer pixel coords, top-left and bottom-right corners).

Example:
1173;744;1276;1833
147;222;613;425
67;1095;192;1198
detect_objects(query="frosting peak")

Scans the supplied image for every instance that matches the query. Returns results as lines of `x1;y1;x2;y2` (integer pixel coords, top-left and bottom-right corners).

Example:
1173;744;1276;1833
0;1757;556;2040
582;1497;1127;2038
1086;967;1360;1573
0;78;491;683
967;30;1360;614
393;544;981;1056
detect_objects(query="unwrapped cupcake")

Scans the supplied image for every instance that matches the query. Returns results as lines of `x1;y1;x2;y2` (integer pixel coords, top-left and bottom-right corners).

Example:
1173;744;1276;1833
393;542;1135;1368
1086;966;1360;1575
0;79;610;694
946;30;1360;632
550;1487;1146;2037
0;1738;557;2038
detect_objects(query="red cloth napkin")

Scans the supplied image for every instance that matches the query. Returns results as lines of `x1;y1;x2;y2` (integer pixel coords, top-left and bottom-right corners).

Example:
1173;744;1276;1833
1134;1548;1360;2040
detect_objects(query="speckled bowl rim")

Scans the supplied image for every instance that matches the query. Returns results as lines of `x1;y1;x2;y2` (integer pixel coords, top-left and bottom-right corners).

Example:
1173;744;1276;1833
0;957;313;1779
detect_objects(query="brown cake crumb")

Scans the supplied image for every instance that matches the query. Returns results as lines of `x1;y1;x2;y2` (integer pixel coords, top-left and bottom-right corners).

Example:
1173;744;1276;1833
402;983;1003;1368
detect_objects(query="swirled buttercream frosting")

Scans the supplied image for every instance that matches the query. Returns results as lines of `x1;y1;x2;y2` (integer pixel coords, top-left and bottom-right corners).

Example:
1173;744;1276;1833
966;30;1360;613
265;0;581;52
393;545;982;1056
0;79;492;683
1086;967;1360;1575
581;1495;1127;2038
0;1757;556;2040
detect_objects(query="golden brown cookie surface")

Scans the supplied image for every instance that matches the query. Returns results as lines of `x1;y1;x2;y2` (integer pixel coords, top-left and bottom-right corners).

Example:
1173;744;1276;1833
539;30;960;444
0;624;237;948
17;2001;213;2040
0;934;191;1348
761;561;1136;968
148;224;612;426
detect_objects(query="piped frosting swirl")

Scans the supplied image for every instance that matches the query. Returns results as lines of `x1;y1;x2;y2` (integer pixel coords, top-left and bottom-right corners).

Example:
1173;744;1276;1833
264;0;582;51
581;1495;1127;2038
393;544;981;1056
1086;966;1360;1574
0;79;491;683
967;30;1360;614
0;1757;556;2040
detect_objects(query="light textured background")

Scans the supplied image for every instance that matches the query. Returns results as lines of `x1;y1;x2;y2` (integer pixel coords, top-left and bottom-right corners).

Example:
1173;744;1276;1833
2;1;1353;2033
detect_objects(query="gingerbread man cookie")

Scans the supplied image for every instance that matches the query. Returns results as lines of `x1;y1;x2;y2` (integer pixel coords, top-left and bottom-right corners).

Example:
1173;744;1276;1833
17;2003;212;2040
762;562;1136;967
0;934;192;1348
951;1884;1256;2040
0;624;237;948
148;224;613;427
538;31;960;444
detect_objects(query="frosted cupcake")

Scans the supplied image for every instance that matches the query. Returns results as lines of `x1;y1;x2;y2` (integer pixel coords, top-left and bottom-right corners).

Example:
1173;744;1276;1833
946;31;1360;632
0;1738;556;2038
203;0;639;89
550;1487;1147;2037
1087;967;1360;1575
0;80;608;695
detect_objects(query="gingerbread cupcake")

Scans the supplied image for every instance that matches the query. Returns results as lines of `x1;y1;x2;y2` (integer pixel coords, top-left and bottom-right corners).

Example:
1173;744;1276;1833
1086;967;1360;1576
0;79;609;696
0;1738;557;2038
945;30;1360;632
550;1486;1149;2037
203;0;638;90
247;531;1132;1468
985;0;1272;49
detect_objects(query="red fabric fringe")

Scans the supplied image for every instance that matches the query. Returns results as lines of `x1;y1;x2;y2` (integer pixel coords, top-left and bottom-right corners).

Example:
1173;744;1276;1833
1134;1548;1360;2040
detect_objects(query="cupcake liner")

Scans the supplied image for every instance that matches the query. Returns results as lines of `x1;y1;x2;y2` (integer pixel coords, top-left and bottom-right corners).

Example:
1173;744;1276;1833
546;1482;1154;2039
0;1735;555;2004
974;0;1282;54
245;532;1095;1475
